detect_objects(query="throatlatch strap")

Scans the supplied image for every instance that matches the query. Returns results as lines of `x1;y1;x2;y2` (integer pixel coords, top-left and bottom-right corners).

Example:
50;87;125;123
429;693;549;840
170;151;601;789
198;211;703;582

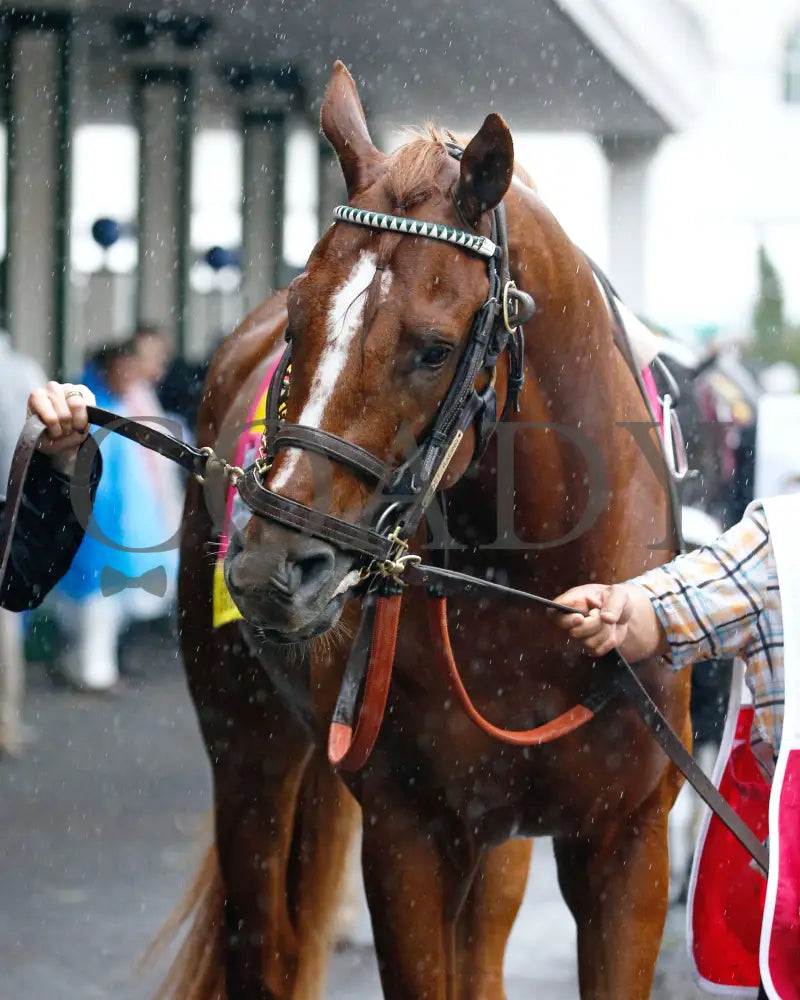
328;592;403;771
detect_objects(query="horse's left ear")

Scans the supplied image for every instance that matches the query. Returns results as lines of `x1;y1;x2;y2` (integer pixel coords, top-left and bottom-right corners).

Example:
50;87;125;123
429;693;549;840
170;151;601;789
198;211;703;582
455;113;514;225
321;61;386;198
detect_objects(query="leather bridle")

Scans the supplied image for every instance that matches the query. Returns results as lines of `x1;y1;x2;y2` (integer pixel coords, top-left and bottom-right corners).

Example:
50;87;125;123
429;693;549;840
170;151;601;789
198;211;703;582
237;143;533;577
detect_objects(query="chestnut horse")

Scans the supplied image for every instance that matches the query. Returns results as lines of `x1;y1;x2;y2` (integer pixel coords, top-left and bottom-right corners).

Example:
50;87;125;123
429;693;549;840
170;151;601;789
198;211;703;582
163;62;690;1000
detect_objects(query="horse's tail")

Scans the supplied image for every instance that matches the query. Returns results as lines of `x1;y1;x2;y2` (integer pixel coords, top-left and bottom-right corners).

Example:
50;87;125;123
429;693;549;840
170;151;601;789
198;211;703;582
145;836;227;1000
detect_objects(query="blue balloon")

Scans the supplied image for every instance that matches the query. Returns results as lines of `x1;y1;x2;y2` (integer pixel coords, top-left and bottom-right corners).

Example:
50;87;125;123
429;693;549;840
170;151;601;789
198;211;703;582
91;218;121;249
205;246;241;271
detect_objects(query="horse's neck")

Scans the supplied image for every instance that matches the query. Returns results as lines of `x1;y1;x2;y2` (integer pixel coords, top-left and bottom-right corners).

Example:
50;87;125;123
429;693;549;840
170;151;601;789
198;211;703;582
446;188;649;583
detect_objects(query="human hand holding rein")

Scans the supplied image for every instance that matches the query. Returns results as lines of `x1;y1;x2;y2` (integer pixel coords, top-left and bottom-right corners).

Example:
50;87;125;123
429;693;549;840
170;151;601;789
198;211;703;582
551;582;667;662
27;381;96;475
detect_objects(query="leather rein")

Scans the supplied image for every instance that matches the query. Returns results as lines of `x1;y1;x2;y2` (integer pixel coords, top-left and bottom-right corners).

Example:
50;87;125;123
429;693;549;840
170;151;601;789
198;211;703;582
0;177;767;873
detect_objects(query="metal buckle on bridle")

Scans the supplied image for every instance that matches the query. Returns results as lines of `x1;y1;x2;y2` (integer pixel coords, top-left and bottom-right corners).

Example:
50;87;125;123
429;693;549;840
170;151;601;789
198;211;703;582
358;525;421;586
502;280;521;333
255;453;271;478
195;446;245;486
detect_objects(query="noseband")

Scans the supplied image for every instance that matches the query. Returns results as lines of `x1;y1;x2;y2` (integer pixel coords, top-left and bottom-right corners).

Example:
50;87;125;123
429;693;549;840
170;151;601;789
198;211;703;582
236;146;534;576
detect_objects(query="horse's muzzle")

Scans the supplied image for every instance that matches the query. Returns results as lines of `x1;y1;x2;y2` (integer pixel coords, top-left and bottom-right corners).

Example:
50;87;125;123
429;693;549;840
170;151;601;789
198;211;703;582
224;523;354;639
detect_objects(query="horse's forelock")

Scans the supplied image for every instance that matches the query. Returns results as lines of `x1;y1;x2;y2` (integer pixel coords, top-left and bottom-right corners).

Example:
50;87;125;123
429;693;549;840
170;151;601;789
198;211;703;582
348;126;536;352
386;129;452;210
386;126;535;210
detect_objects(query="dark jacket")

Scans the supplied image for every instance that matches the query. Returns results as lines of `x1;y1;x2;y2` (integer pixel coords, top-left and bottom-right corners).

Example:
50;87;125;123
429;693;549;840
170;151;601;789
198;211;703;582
0;446;102;612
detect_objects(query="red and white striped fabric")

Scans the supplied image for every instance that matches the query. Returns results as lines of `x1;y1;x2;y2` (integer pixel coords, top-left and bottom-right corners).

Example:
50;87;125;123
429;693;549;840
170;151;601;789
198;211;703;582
688;495;800;999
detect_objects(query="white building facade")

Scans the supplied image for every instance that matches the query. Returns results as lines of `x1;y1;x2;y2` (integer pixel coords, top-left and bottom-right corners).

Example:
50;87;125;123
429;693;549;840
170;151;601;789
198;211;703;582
523;1;800;345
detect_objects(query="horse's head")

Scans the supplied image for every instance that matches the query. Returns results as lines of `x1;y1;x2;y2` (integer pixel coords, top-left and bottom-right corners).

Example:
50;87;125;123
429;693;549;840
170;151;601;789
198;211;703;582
225;61;518;642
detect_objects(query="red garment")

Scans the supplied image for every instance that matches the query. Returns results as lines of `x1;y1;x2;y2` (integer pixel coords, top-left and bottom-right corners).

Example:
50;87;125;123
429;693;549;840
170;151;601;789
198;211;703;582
689;704;768;992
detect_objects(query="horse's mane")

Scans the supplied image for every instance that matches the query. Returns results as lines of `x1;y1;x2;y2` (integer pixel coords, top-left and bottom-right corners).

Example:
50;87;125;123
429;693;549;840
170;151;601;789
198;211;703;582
386;125;536;210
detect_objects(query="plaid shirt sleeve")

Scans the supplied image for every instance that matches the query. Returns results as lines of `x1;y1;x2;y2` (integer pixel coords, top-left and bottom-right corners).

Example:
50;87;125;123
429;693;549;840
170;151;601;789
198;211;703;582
630;503;772;670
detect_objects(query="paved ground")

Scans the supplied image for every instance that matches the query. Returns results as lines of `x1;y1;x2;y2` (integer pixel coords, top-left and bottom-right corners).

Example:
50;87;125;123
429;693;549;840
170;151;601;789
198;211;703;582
1;628;705;999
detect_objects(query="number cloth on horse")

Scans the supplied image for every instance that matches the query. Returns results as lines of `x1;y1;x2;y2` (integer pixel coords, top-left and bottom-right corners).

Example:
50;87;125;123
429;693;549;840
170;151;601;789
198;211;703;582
212;360;279;627
633;495;799;998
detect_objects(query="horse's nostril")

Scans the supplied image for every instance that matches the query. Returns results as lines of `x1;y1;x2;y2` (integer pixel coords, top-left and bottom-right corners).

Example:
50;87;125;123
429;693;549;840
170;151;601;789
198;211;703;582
288;543;336;598
227;537;337;605
299;554;331;586
268;565;302;596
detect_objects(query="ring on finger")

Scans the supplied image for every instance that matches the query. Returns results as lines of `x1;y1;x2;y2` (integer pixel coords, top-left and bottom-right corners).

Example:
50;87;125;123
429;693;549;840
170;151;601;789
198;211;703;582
64;389;84;400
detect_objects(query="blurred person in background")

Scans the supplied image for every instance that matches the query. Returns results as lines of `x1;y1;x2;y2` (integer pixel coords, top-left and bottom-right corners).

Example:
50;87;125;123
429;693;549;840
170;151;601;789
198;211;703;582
155;330;212;438
0;325;49;753
131;323;172;391
127;324;185;552
50;342;179;691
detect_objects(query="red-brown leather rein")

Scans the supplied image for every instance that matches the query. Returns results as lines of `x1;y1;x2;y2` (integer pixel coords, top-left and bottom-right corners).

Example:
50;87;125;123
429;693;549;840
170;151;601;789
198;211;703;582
428;597;597;745
324;588;769;875
327;592;598;772
327;593;403;770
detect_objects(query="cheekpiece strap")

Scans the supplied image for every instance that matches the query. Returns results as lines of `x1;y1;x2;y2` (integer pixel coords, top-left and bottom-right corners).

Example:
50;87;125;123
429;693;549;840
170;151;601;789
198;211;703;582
263;344;292;461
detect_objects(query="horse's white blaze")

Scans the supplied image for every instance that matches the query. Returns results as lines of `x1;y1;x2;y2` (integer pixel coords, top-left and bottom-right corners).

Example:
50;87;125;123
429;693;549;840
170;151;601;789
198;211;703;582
379;268;393;301
270;251;379;491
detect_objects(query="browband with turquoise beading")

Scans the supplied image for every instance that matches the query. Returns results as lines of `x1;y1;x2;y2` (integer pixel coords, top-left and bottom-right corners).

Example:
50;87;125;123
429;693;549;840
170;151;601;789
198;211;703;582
332;205;498;259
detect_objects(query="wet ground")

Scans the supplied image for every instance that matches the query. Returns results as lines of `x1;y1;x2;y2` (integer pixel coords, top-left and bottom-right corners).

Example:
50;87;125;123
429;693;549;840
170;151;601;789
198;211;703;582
1;628;704;999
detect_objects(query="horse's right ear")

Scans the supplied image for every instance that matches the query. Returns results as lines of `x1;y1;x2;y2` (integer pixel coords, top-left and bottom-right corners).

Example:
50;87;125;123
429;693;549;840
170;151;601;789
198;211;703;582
321;62;385;198
455;113;514;226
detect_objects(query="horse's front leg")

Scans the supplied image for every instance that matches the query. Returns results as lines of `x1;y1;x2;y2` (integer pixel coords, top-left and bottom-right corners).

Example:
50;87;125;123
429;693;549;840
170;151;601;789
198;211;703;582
201;671;360;1000
361;788;465;1000
454;838;532;999
211;704;313;998
553;772;678;1000
361;788;525;1000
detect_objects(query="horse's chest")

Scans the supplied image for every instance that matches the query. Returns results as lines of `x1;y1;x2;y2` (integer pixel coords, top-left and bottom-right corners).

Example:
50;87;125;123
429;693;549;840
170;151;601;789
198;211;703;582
384;642;671;844
387;710;663;844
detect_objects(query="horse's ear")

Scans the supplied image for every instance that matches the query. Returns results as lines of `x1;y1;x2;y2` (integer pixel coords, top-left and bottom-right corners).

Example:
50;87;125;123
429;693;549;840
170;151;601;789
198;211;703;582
321;61;385;197
455;113;514;225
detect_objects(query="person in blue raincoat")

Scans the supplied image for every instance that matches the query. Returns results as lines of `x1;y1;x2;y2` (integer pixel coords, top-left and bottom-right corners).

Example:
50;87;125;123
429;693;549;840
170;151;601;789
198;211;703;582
53;343;180;690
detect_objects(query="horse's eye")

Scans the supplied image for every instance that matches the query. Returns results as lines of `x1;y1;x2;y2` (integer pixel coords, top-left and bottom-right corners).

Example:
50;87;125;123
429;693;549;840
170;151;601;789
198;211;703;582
415;343;452;370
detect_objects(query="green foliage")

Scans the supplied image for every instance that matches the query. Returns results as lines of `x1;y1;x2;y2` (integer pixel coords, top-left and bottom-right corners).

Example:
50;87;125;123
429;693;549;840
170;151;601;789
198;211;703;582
747;244;800;369
753;244;785;363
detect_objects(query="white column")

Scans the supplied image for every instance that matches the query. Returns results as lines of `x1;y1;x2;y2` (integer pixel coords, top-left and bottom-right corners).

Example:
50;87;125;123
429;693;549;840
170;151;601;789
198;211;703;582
241;110;286;312
5;19;71;374
318;140;346;237
136;69;191;351
86;271;135;351
601;136;661;316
